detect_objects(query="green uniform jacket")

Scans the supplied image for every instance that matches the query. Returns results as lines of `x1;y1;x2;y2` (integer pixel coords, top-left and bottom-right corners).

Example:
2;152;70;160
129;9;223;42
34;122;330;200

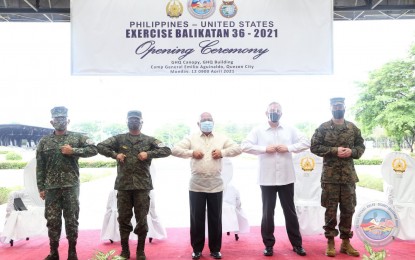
36;132;98;191
97;133;171;191
310;120;365;184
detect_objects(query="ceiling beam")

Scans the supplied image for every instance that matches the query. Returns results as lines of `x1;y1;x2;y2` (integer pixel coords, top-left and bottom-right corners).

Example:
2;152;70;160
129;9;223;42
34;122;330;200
0;8;69;14
334;5;415;12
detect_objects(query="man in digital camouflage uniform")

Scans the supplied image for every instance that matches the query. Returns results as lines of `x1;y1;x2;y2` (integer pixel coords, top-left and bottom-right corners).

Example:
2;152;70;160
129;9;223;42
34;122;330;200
310;97;365;257
97;110;171;260
37;106;98;260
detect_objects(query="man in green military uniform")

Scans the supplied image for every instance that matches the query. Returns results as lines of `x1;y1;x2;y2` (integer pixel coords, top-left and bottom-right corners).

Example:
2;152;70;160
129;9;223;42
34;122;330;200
310;98;365;257
37;106;98;260
97;110;171;260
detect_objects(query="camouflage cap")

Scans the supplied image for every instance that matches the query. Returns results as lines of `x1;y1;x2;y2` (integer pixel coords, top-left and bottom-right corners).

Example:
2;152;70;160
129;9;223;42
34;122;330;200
50;106;68;118
330;97;345;105
127;110;142;119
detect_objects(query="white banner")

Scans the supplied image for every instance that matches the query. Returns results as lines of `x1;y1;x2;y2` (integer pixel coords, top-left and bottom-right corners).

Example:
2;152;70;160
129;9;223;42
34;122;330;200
71;0;333;75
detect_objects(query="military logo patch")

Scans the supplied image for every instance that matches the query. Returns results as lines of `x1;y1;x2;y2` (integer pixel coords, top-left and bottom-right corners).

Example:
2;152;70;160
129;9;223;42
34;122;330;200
188;0;216;19
219;0;237;18
392;157;407;177
300;156;315;172
167;0;184;18
157;142;166;148
354;201;400;247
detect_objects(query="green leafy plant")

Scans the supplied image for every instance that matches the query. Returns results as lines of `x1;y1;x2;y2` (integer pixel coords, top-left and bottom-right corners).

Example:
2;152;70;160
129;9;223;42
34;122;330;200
354;159;382;165
0;187;12;205
0;161;27;169
0;186;23;205
356;173;384;192
362;241;387;260
90;249;126;260
5;151;22;161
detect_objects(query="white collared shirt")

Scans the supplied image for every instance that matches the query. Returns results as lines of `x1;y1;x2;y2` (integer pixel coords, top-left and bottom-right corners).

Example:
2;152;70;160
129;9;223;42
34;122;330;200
241;123;310;186
172;131;242;193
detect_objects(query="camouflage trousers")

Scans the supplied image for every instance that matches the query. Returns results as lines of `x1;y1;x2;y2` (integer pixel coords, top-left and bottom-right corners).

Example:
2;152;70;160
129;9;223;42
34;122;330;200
45;186;80;242
117;190;150;239
321;183;356;239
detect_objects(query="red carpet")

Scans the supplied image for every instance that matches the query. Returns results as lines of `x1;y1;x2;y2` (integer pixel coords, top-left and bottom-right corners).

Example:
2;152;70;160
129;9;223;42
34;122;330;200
1;226;414;260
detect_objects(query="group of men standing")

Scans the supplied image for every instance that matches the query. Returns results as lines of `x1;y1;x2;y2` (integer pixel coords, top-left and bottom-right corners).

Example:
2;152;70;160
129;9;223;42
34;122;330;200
36;96;365;260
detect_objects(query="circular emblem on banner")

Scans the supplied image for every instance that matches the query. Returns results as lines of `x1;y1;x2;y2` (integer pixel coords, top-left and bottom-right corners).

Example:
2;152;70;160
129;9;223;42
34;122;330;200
392;157;407;176
354;201;400;247
167;0;184;18
300;156;315;172
219;0;237;18
188;0;216;19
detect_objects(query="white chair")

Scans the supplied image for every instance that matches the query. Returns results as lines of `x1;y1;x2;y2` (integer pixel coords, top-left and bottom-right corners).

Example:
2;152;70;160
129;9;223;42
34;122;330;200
100;165;167;243
381;151;415;240
293;151;325;235
221;158;250;240
0;158;48;246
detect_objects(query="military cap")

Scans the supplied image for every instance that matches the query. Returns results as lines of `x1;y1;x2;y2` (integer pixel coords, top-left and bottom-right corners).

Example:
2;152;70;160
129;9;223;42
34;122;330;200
330;97;345;105
50;106;68;118
127;110;142;119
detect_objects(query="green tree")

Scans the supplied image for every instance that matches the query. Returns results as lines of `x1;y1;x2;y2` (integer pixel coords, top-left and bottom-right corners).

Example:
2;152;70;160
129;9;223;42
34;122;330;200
102;123;127;137
215;123;255;144
354;44;415;152
154;123;190;147
70;121;102;143
295;122;318;139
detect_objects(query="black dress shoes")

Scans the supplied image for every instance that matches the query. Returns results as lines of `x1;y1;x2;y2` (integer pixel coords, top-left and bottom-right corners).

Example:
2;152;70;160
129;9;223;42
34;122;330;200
263;247;273;256
192;252;202;259
210;252;222;259
293;246;307;256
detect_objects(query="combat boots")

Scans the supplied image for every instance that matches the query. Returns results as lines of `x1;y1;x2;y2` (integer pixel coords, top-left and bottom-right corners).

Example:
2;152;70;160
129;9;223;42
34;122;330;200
340;238;360;257
44;240;59;260
325;237;336;257
136;237;146;260
119;238;130;259
68;240;78;260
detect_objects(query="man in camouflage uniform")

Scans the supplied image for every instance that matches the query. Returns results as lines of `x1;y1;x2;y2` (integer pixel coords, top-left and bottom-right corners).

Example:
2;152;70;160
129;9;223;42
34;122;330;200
37;106;98;260
97;110;171;260
310;97;365;257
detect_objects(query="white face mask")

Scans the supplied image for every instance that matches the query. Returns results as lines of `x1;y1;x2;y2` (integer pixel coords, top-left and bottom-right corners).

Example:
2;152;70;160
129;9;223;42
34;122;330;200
200;121;214;132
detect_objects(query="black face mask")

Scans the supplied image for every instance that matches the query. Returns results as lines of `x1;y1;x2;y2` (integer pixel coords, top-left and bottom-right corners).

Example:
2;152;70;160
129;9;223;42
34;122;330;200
51;118;68;131
332;110;345;119
128;122;142;131
268;112;281;123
